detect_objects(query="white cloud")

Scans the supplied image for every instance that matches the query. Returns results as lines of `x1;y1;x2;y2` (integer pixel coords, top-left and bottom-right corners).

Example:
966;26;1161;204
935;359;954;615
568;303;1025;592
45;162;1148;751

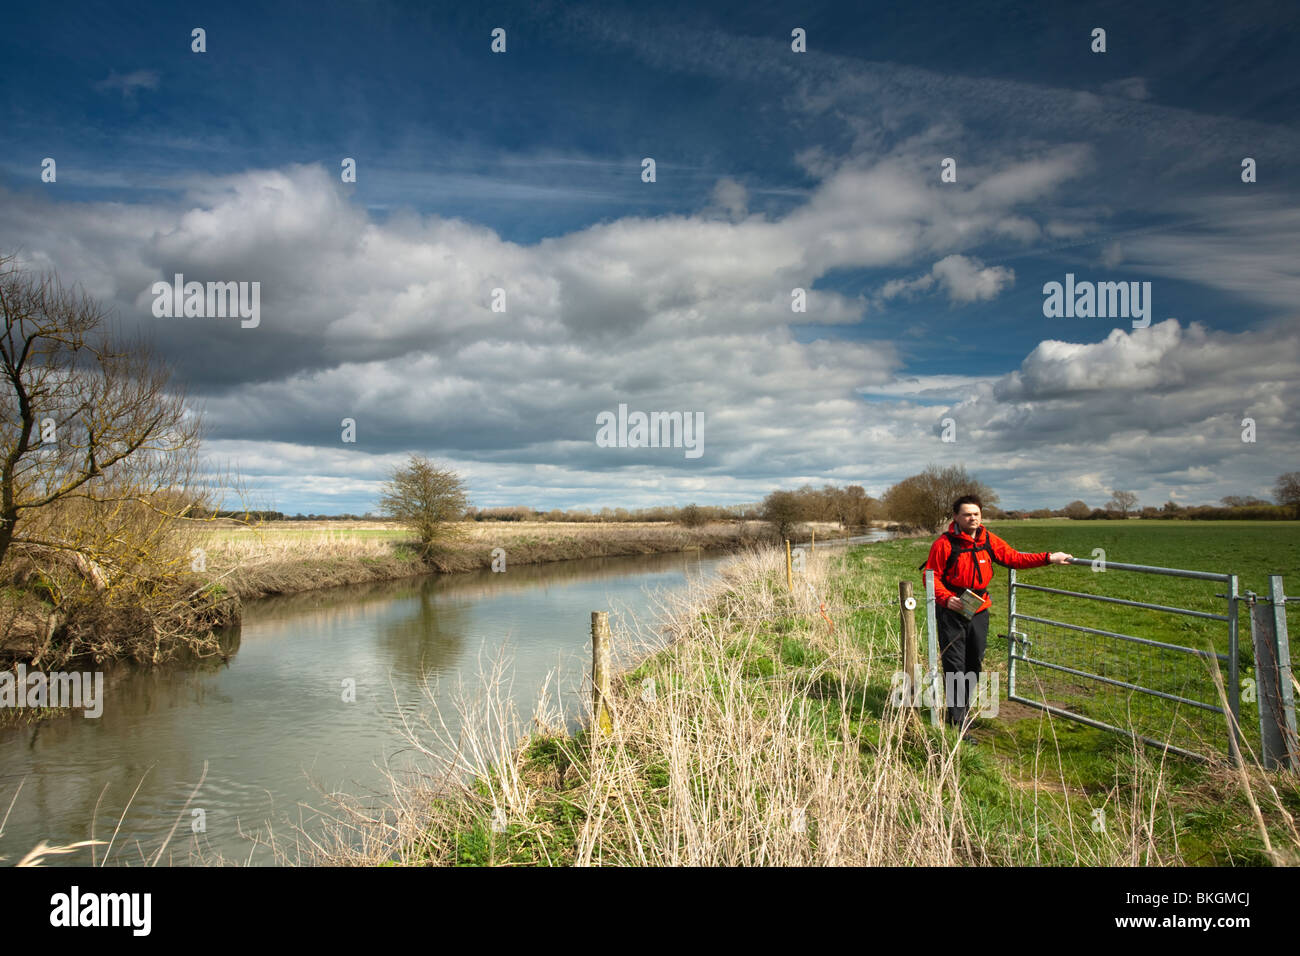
931;255;1015;303
1;148;1294;511
706;177;749;222
879;254;1014;304
1116;197;1300;311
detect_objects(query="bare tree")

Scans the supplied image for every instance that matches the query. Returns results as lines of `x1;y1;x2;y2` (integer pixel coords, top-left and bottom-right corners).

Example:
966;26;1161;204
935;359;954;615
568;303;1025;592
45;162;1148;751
1220;495;1270;509
0;253;223;666
678;503;707;528
1274;472;1300;518
378;454;470;554
881;463;1000;532
844;485;881;526
1105;489;1139;516
1063;500;1090;519
761;490;801;541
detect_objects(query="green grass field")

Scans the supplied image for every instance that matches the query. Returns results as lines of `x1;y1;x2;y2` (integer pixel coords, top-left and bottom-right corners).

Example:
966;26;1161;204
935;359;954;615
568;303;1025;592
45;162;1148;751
331;523;1298;867
839;519;1300;863
850;520;1300;748
404;526;1300;866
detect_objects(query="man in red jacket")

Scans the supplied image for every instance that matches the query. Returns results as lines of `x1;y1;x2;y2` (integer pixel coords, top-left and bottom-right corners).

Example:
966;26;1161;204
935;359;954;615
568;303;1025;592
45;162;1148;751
921;494;1073;741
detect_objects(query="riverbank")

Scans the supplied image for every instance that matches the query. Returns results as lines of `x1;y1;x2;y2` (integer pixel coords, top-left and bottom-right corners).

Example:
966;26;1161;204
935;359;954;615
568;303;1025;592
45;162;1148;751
308;536;1299;866
1;548;750;863
0;518;878;693
201;519;869;601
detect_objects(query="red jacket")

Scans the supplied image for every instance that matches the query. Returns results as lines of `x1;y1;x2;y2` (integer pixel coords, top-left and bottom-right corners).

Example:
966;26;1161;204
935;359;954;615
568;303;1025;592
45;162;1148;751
921;522;1049;614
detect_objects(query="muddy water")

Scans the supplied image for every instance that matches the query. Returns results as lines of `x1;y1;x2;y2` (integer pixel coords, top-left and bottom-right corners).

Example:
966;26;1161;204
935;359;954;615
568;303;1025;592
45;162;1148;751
0;532;893;865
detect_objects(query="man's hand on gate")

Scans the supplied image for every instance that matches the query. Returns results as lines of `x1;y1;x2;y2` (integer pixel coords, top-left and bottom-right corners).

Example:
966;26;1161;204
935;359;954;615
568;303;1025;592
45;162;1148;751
945;596;964;611
1048;552;1073;564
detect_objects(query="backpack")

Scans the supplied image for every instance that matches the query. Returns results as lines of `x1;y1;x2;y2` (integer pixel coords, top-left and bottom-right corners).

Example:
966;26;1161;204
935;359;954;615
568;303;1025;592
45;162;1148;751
918;526;1007;596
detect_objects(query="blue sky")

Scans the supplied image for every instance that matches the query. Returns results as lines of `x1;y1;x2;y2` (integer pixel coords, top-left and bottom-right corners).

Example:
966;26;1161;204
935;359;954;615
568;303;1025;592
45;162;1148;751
2;0;1298;513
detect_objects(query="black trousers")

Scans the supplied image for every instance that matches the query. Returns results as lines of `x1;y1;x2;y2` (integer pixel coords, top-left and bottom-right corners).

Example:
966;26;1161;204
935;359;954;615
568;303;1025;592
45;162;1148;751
937;606;990;728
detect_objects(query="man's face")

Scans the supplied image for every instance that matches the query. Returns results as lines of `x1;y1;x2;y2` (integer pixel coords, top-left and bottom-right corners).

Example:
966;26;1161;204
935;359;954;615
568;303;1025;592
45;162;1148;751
955;505;981;534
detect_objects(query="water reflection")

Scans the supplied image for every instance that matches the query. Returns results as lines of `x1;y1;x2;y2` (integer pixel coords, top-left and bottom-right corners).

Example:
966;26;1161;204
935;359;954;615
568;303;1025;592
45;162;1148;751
0;535;895;866
0;548;731;865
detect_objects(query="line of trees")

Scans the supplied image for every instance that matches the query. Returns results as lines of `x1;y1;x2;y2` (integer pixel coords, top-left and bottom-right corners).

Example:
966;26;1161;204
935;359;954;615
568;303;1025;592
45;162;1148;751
465;486;886;527
1057;499;1293;521
759;484;883;536
377;461;1300;553
376;459;892;549
1052;475;1299;520
331;465;1300;539
467;503;762;523
836;468;1299;532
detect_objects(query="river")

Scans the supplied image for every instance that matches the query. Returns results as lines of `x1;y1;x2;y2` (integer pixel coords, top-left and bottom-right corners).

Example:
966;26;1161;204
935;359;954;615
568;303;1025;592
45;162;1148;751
0;532;891;866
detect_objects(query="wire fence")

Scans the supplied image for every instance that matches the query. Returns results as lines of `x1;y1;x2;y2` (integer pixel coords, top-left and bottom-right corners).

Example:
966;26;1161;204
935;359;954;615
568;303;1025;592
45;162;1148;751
678;550;1295;768
1007;618;1231;759
1007;558;1256;762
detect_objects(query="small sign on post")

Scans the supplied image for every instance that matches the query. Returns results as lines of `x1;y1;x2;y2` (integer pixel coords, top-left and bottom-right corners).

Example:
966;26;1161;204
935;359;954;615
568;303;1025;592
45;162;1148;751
898;580;922;722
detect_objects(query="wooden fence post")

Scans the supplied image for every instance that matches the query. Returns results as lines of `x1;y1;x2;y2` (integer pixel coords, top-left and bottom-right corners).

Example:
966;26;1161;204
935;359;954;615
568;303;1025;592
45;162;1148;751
899;580;918;710
591;611;613;734
785;539;793;591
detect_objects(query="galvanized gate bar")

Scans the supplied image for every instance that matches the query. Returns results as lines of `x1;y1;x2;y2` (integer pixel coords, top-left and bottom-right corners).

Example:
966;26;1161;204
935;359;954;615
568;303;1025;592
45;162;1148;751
1008;567;1019;699
1269;576;1298;769
1064;556;1230;582
1013;583;1230;621
1009;559;1246;763
1010;653;1225;713
1251;576;1298;772
1228;576;1241;762
1013;613;1229;660
1252;597;1287;767
1021;701;1210;763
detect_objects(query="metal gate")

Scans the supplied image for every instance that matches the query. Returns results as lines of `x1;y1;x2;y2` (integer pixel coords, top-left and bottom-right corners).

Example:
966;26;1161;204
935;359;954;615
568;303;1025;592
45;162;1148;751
1006;557;1242;762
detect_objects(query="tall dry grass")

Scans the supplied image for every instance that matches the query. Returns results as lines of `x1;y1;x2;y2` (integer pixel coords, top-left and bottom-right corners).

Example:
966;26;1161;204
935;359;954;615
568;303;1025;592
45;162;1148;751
298;543;1299;867
7;540;1295;867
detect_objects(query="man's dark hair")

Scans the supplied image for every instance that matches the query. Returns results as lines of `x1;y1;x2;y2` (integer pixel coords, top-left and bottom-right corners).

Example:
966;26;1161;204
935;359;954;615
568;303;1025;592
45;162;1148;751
952;494;983;514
